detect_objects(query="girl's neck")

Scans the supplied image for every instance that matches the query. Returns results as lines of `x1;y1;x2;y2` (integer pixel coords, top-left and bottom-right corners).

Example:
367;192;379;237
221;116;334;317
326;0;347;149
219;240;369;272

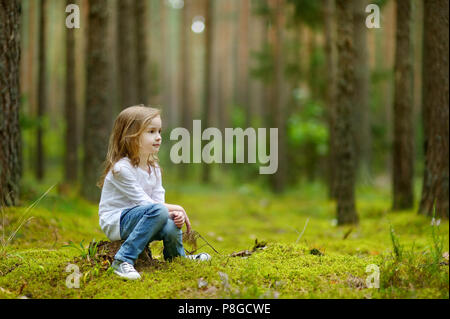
138;160;148;168
138;155;151;171
138;154;149;166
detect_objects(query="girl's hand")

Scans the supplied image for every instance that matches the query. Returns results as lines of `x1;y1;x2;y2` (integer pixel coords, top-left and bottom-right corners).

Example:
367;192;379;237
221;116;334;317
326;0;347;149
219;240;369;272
177;207;192;234
169;211;185;229
165;204;192;234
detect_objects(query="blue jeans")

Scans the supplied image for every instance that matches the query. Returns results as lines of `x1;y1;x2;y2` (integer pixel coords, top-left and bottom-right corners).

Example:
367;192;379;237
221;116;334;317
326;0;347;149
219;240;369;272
114;203;186;265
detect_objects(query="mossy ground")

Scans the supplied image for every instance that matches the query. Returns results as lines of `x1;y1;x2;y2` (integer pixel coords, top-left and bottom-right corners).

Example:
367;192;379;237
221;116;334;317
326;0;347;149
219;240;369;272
0;178;448;299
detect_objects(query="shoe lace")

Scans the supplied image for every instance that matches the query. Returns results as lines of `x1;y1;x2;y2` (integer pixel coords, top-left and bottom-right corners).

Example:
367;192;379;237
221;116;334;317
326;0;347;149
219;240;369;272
189;253;208;260
122;262;135;273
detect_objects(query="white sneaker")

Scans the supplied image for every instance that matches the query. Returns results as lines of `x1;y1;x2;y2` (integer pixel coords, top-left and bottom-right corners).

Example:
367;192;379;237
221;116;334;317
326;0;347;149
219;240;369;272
186;253;211;261
111;260;141;280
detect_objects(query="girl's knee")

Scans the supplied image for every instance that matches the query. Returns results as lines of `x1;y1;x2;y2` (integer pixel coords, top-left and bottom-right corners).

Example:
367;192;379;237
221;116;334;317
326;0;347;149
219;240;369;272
143;203;169;224
164;219;182;240
155;203;169;223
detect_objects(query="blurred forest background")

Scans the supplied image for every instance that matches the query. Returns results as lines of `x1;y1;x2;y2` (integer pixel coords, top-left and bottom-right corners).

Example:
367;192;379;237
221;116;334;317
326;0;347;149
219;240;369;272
1;0;448;223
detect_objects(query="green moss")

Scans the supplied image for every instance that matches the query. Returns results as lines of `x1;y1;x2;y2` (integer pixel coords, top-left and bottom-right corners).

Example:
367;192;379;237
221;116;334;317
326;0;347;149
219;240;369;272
0;184;448;299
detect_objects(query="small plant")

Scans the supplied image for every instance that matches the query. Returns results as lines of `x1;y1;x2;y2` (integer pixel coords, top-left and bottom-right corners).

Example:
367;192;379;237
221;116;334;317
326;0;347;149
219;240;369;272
63;240;89;259
429;205;445;271
63;239;99;262
87;240;99;260
381;210;449;291
389;224;403;260
106;265;115;275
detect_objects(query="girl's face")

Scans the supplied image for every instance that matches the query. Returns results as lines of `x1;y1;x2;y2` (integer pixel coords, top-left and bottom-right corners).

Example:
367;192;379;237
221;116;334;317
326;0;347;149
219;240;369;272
138;115;162;157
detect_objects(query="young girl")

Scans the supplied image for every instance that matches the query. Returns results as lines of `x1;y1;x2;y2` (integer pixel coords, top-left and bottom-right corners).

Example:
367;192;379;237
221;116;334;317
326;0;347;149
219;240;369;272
97;105;211;280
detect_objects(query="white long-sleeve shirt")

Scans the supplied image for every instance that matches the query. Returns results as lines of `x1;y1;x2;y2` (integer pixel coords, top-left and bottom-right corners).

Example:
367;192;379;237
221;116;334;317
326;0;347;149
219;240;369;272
98;157;165;241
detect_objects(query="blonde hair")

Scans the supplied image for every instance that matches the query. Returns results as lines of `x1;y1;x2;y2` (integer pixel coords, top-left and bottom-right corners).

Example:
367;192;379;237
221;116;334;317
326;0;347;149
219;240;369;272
97;105;162;189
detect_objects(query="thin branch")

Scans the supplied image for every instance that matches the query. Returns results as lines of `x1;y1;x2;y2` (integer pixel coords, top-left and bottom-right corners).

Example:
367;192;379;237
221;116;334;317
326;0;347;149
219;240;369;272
7;184;56;244
295;218;309;244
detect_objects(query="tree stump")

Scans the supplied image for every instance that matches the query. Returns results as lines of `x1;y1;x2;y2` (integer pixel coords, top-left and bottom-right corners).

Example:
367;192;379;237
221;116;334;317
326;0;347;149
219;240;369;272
92;240;162;268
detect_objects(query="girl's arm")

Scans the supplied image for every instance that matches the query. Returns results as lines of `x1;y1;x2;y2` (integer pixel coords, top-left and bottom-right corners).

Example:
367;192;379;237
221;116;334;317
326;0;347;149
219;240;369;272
163;203;182;212
151;165;165;203
112;164;157;206
156;163;191;232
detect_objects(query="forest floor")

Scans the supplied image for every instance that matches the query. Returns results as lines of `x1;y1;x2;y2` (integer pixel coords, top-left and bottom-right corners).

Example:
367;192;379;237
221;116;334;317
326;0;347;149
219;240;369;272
0;179;448;299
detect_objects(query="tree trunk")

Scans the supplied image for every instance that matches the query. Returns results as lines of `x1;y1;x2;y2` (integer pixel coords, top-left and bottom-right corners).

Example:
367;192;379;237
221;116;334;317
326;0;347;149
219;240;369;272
117;0;138;108
238;0;251;127
135;0;149;105
64;0;78;184
335;0;358;225
201;0;214;183
418;0;449;219
352;0;371;181
181;1;192;123
179;0;193;179
392;0;414;210
249;0;265;127
36;0;47;181
268;0;287;193
0;0;22;206
160;2;172;127
323;0;338;199
412;0;423;137
217;0;233;132
82;0;112;202
261;3;271;132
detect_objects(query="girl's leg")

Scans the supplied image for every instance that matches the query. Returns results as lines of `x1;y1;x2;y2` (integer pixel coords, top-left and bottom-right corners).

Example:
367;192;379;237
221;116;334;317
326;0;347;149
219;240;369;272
159;219;186;261
114;203;169;265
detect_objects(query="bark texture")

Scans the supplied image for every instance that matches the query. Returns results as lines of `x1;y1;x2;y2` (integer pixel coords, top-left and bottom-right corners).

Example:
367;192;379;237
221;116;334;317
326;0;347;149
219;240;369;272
117;0;138;108
335;0;359;225
82;0;112;202
64;0;78;184
393;0;414;210
324;0;338;199
36;0;47;181
0;0;22;206
418;0;449;218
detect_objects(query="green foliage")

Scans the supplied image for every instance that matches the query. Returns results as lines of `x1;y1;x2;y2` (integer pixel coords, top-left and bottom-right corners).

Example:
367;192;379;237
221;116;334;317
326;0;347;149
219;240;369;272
380;218;448;294
284;40;303;83
287;0;323;29
250;44;274;84
309;45;326;97
230;104;247;129
19;110;40;131
373;0;389;9
251;0;271;18
288;118;328;153
369;67;394;174
286;100;328;183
